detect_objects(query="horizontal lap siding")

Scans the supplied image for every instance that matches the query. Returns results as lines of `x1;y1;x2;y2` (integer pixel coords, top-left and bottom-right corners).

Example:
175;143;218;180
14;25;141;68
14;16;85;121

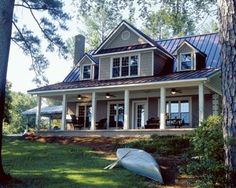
140;51;153;76
99;57;110;80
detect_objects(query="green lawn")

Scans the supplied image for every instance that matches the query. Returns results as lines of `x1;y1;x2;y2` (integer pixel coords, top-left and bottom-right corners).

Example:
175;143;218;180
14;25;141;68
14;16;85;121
2;137;152;188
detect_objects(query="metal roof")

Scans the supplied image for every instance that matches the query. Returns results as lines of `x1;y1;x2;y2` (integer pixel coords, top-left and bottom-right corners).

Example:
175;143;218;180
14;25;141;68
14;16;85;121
29;69;219;93
22;105;62;116
157;33;221;69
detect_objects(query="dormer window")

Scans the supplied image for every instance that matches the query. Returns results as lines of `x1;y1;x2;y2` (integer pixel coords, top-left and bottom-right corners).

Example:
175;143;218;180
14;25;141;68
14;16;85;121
111;55;139;78
83;65;91;79
180;53;193;71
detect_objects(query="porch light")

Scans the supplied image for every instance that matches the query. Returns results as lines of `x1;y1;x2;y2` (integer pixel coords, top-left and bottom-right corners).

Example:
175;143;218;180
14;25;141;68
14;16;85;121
77;95;82;100
106;93;111;99
171;88;177;95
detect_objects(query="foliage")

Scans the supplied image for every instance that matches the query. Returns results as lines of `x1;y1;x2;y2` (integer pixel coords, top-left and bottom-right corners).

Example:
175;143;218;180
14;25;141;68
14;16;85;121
187;115;226;187
3;92;36;134
2;137;153;188
123;135;190;156
12;0;70;85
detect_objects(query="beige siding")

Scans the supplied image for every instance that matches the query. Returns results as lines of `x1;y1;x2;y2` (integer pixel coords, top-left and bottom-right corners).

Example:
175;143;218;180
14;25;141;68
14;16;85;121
99;57;111;80
140;51;153;76
105;27;146;49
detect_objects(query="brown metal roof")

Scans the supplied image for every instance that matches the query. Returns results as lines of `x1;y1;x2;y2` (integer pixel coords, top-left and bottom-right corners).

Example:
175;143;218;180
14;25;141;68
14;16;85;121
29;69;219;93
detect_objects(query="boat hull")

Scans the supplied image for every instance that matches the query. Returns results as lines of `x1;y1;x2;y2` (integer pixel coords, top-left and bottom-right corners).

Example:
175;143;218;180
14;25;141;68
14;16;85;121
117;148;163;184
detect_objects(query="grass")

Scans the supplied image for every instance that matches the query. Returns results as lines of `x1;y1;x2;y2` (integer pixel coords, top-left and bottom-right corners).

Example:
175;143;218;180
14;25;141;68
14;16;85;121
2;137;153;188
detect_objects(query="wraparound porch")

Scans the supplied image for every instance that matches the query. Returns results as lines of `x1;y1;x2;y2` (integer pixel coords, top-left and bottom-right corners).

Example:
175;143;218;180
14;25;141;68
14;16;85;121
34;79;221;133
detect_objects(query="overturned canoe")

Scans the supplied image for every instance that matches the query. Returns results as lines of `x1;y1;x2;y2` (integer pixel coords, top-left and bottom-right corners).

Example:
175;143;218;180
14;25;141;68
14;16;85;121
117;148;163;184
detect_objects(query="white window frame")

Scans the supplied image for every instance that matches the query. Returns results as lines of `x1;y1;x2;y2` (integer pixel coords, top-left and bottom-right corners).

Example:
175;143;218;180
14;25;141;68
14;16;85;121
158;97;192;127
110;53;140;79
131;100;148;129
82;64;92;80
178;52;195;71
107;101;124;129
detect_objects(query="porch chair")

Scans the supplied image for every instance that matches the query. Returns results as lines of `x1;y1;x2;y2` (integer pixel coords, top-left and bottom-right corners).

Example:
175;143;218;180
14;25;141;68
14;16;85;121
145;117;160;129
70;115;84;130
96;118;107;129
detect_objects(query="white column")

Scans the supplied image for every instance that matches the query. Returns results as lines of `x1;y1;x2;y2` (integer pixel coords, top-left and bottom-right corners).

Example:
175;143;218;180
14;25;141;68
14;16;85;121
35;96;42;130
199;83;204;126
91;91;96;130
160;87;166;129
61;94;67;130
124;90;130;130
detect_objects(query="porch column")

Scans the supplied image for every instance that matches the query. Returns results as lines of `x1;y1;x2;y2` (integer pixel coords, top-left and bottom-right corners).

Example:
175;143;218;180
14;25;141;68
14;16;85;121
35;96;42;130
160;87;166;129
91;91;96;130
198;83;204;126
124;89;129;130
61;94;67;130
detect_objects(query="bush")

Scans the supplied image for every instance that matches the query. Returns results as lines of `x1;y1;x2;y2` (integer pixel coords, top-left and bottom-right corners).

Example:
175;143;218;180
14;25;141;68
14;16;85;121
187;115;226;187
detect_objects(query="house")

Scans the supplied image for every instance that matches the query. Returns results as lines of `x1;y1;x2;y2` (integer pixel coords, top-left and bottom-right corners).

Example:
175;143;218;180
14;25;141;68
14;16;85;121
28;20;221;133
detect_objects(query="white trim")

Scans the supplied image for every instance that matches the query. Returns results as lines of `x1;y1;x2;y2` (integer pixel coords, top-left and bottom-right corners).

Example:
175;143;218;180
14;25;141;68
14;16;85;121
178;52;195;71
172;41;200;56
107;101;124;129
160;97;192;127
76;54;96;67
81;64;93;80
94;21;155;54
131;100;148;129
93;47;157;57
110;53;140;79
151;51;154;76
29;78;209;95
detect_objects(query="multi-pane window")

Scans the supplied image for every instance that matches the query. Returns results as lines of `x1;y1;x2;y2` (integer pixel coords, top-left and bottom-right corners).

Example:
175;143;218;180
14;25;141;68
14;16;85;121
112;55;139;78
180;53;193;71
112;58;120;77
83;65;91;79
166;100;190;125
109;103;124;128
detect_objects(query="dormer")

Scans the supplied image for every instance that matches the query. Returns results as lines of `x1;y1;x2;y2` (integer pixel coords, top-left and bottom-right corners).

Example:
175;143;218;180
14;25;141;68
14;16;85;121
77;53;97;80
173;40;206;71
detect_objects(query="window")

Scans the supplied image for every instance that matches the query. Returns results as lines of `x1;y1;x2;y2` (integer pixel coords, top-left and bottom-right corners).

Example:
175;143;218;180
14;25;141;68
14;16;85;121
112;55;139;78
109;103;124;128
180;53;193;71
166;100;190;125
83;65;91;79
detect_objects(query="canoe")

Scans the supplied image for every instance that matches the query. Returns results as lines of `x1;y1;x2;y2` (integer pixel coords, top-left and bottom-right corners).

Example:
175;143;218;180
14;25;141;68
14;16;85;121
117;148;163;184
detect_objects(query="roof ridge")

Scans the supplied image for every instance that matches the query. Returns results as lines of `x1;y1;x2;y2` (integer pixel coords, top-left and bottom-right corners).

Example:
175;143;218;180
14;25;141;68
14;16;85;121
156;32;219;42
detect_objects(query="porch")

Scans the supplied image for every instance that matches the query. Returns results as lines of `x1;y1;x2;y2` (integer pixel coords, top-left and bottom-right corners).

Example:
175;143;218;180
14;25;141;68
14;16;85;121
34;78;221;133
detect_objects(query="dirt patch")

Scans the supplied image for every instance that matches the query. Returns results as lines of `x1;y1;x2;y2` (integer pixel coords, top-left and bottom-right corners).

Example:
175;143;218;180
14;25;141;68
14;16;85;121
23;134;195;187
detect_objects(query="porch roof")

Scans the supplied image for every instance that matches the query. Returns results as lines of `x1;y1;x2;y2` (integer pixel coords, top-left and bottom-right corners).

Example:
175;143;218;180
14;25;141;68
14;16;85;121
29;68;219;94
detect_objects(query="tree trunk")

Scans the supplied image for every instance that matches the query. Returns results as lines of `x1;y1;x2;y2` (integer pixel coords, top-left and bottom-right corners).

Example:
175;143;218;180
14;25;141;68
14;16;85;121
218;0;236;187
0;0;15;181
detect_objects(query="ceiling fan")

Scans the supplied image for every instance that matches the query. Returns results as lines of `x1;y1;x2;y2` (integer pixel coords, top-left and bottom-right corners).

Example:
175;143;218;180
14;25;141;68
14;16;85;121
170;88;182;95
105;93;116;99
77;94;88;100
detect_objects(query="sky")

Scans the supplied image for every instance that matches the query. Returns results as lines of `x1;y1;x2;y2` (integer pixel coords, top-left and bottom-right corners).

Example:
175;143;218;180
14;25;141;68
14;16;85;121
7;1;217;93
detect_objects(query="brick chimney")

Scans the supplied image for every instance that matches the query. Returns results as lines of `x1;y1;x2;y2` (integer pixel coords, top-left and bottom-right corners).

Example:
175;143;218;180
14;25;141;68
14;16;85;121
73;34;85;66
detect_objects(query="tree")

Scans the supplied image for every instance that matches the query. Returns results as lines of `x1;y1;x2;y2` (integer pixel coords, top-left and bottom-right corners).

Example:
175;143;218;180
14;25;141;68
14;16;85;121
218;0;236;187
0;0;69;183
4;82;13;125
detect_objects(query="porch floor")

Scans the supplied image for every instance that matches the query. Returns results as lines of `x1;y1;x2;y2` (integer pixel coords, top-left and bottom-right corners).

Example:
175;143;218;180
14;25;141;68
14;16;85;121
37;128;195;137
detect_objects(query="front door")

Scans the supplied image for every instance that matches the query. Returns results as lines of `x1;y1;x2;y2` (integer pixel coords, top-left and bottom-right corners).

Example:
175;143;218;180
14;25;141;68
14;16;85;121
133;101;147;129
77;104;92;129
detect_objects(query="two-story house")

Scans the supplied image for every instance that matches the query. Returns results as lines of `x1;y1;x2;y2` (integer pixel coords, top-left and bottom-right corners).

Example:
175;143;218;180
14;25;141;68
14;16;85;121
28;20;221;133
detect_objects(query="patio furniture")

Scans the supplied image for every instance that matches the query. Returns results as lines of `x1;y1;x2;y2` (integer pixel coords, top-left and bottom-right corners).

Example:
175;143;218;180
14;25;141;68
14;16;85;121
166;118;183;128
96;118;107;129
71;115;84;130
145;118;160;129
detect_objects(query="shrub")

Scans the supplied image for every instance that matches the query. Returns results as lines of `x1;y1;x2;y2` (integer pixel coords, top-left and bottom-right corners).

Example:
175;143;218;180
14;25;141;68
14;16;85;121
187;115;226;187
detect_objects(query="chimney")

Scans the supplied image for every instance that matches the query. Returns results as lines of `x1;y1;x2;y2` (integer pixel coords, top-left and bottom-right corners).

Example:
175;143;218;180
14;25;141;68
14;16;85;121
73;34;85;66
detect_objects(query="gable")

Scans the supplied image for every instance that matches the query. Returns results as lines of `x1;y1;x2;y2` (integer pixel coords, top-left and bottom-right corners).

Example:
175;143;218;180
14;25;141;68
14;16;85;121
105;26;147;49
177;44;194;54
79;56;93;66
